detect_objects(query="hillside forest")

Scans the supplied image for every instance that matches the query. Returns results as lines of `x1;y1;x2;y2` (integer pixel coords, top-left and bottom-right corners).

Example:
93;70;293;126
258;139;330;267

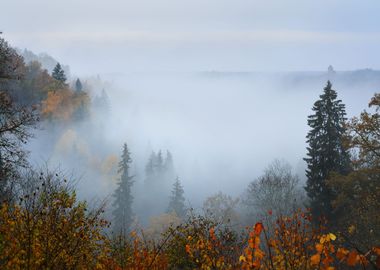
0;36;379;269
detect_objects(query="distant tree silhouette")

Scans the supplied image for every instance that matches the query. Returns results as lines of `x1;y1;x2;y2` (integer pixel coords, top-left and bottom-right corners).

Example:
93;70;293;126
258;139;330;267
164;150;175;179
94;89;110;115
112;143;134;235
75;78;83;92
167;177;186;218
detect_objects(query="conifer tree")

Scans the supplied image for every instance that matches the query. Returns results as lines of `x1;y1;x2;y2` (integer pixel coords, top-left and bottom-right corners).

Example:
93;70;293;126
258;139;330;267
164;150;174;175
304;81;351;220
112;143;134;235
155;150;164;173
75;78;83;92
167;177;186;218
52;63;66;83
145;151;156;184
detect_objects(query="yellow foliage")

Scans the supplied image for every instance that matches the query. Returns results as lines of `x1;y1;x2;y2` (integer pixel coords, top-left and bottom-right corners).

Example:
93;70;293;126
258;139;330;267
41;88;89;122
101;154;118;175
0;180;109;270
0;195;378;270
145;212;182;241
42;89;74;121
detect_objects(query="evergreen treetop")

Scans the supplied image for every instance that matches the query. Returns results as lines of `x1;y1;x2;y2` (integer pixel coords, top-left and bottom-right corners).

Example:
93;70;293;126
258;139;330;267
145;151;156;179
75;78;83;92
155;150;163;172
164;150;174;172
52;63;66;83
167;177;186;218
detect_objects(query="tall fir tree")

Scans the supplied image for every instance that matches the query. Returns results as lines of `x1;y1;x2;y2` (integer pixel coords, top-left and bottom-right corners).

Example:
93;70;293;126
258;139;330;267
112;143;134;235
145;151;156;184
164;150;174;173
155;150;164;173
52;63;66;83
304;81;351;220
167;177;186;218
75;78;83;92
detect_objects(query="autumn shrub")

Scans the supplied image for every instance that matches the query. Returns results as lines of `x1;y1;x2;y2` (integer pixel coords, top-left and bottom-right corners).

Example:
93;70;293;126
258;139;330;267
107;231;169;270
240;209;379;270
165;213;241;269
0;170;109;270
0;171;378;270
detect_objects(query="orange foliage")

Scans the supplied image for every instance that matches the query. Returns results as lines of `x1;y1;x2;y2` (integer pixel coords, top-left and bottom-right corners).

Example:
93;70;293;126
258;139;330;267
0;178;110;270
1;194;379;270
41;88;89;122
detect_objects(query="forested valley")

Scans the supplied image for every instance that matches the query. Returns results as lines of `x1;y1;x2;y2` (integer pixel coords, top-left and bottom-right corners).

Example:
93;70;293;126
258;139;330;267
0;33;379;270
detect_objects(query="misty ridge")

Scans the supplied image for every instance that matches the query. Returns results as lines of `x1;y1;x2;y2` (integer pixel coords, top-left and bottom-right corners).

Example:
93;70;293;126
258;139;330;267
1;33;379;268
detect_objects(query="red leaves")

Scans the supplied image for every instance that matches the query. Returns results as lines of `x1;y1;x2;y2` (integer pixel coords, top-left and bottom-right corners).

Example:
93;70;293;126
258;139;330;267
254;222;263;235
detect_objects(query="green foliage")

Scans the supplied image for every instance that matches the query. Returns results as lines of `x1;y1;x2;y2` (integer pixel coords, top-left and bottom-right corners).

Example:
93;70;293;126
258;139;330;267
21;61;56;104
112;143;135;236
167;177;186;218
52;63;67;83
304;81;351;220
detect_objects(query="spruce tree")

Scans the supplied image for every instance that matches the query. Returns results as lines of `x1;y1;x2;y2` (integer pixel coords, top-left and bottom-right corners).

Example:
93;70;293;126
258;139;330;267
52;63;66;83
75;78;83;92
112;143;134;235
144;151;156;184
164;150;174;174
155;150;164;173
167;177;186;218
304;81;350;220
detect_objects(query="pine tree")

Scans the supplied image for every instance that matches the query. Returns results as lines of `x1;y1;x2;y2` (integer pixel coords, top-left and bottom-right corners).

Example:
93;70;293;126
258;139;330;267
155;150;164;173
75;78;83;92
145;151;156;184
167;177;186;218
304;81;351;220
164;150;174;175
112;143;134;235
52;63;66;83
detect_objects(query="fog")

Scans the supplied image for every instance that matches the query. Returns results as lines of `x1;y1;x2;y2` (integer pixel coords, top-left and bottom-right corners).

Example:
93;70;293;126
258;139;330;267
26;70;379;216
3;0;380;225
107;71;378;200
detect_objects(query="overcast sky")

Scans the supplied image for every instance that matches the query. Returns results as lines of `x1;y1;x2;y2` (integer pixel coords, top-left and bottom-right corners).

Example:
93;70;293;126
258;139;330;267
2;0;380;74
